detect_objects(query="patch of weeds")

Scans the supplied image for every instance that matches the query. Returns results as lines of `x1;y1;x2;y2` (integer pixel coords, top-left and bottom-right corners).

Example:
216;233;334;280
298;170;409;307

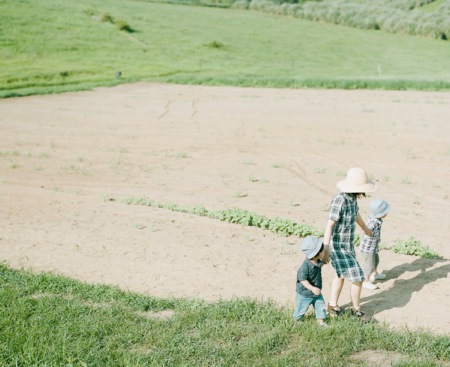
205;40;226;49
248;176;259;182
235;192;248;198
176;152;189;159
387;237;442;259
314;167;326;174
135;223;146;230
336;170;346;177
271;163;283;168
413;197;421;205
383;175;390;182
400;177;412;184
83;7;98;17
101;13;114;23
242;160;256;166
100;13;135;32
0;150;20;157
115;20;135;33
407;150;419;159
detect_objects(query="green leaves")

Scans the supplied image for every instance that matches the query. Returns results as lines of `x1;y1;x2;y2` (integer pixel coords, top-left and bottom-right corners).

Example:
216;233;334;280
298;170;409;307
123;197;323;238
388;237;442;259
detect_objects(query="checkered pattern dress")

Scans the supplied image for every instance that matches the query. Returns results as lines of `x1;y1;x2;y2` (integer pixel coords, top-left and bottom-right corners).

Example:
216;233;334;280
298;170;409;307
360;216;382;254
328;193;365;282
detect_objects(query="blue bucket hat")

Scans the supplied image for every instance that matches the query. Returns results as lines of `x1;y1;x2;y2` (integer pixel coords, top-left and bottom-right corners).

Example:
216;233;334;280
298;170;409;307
370;198;391;219
300;236;323;259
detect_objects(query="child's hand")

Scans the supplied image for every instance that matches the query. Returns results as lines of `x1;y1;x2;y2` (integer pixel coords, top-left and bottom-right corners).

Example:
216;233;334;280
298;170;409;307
364;228;373;236
311;287;321;296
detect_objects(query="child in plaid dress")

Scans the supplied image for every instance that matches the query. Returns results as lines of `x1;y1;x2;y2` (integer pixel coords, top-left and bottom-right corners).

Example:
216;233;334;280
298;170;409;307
360;198;391;290
322;167;376;322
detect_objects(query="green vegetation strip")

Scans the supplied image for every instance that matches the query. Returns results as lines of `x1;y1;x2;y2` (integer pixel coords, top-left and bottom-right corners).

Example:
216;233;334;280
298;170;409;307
123;197;444;259
1;263;449;366
123;197;322;238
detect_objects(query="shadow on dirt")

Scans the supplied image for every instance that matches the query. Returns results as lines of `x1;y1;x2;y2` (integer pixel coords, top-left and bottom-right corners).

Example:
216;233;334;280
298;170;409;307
358;258;450;314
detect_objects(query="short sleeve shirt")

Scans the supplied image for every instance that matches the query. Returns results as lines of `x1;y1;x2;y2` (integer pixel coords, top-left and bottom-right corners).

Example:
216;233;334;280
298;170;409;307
360;215;382;254
296;258;322;297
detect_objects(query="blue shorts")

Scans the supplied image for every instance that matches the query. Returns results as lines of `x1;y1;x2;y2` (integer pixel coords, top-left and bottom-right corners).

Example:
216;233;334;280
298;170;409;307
293;292;327;320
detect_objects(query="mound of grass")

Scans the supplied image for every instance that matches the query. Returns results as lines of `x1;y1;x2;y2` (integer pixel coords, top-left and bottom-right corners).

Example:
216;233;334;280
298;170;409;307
1;263;449;365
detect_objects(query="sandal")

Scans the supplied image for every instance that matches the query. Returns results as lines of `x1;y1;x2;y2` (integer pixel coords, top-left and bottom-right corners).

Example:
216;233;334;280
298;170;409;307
327;304;342;317
351;307;372;323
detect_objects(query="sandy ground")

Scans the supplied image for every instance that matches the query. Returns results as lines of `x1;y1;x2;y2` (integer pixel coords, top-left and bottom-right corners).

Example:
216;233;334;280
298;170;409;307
1;83;449;335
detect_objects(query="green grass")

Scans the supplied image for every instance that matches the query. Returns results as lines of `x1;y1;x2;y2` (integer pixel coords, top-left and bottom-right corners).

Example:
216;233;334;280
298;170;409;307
1;263;449;366
1;0;450;97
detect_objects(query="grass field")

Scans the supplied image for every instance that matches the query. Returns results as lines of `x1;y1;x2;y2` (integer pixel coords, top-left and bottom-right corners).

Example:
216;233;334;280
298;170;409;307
1;0;450;97
1;264;449;366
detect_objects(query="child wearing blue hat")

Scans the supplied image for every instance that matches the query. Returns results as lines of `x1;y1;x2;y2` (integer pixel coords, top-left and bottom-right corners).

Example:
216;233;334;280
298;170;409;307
294;236;328;326
360;198;391;290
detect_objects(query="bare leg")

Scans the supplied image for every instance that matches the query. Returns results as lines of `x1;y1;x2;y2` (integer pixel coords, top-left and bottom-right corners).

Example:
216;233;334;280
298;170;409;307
329;276;344;306
350;281;363;310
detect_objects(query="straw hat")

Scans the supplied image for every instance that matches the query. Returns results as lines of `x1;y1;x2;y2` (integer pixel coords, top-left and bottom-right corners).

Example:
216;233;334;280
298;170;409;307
337;167;377;193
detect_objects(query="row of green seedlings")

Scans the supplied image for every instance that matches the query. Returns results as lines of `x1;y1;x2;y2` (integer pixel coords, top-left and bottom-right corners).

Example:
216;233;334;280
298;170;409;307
233;0;450;40
123;197;322;238
122;197;442;259
101;13;134;33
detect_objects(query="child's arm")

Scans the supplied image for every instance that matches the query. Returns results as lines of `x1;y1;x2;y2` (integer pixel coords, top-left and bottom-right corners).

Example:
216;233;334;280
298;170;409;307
356;212;372;236
300;280;321;296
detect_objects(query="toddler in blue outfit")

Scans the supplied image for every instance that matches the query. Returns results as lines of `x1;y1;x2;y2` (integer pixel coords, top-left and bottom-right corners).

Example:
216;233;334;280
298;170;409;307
293;236;328;326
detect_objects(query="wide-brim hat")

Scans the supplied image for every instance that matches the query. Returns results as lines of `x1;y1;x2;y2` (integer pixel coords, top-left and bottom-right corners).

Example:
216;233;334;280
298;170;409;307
300;236;323;259
337;167;377;193
370;198;391;218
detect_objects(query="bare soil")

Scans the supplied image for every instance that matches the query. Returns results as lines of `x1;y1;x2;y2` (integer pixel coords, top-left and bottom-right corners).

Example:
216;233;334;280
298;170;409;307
1;83;449;334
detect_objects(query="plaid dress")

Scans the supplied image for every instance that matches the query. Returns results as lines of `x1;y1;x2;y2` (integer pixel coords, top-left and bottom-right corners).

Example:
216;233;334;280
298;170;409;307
328;193;365;282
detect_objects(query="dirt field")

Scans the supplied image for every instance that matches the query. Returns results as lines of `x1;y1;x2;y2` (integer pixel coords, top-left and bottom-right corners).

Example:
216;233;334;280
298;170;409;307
1;83;449;334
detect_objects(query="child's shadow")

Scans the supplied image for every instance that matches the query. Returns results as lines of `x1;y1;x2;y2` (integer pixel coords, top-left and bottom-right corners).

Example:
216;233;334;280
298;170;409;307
352;258;449;314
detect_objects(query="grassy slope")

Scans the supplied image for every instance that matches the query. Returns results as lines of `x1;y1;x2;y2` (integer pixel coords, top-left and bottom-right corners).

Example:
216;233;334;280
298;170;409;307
1;0;450;97
1;264;449;366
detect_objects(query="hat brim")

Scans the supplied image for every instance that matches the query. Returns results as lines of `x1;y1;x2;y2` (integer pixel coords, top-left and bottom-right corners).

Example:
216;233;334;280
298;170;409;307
336;180;377;193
